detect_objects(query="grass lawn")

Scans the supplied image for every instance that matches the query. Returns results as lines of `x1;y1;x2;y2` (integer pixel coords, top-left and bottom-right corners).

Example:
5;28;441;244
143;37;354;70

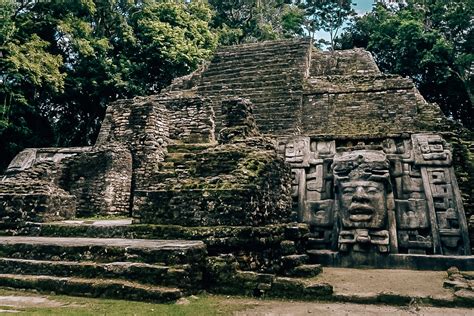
0;289;255;316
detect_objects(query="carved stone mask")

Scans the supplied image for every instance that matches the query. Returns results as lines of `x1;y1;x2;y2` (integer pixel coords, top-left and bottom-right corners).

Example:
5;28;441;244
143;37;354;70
333;150;391;229
338;180;386;228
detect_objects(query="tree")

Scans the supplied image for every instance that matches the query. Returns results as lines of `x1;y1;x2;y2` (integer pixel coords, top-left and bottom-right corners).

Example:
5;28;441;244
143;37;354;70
209;0;305;44
0;0;66;169
0;0;218;171
337;0;473;129
295;0;356;50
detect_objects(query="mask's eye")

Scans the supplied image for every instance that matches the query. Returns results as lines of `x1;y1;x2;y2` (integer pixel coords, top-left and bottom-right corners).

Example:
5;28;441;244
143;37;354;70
367;187;379;194
343;188;354;194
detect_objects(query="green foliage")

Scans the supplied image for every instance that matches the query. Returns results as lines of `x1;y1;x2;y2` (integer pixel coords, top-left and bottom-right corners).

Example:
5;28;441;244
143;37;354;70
294;0;356;49
337;0;473;129
209;0;305;44
0;0;217;170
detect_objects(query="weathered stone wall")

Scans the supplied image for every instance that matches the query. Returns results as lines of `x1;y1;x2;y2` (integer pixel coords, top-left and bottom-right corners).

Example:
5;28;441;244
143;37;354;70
133;149;293;226
309;49;380;76
218;98;260;143
301;77;419;135
2;145;133;217
133;98;293;227
96;97;170;190
0;161;76;228
58;145;132;216
162;94;215;144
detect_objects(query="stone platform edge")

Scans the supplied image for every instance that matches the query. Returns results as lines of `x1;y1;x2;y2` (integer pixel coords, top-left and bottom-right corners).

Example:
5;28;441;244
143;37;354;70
309;250;474;271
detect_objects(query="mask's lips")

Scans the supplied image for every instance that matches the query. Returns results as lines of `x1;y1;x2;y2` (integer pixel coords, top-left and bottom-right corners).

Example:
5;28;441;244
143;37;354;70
348;203;374;222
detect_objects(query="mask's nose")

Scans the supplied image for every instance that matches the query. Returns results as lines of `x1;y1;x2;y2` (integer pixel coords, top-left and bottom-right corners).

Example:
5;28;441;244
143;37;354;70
352;186;369;203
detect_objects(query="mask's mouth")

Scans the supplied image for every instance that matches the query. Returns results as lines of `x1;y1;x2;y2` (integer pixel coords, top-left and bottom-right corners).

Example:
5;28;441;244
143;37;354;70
348;203;374;221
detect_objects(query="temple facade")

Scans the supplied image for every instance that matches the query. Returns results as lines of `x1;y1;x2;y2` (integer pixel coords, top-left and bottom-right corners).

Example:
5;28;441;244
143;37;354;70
0;39;473;300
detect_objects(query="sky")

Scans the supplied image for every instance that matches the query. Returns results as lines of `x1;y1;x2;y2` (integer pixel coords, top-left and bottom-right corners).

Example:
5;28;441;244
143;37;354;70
315;0;375;43
353;0;376;15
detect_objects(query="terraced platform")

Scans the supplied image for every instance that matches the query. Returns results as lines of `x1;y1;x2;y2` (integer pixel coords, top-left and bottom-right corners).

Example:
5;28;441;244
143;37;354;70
0;236;206;302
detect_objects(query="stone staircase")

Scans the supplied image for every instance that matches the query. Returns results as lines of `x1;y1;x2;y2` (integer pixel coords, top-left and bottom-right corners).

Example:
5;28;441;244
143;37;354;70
8;219;331;298
0;236;206;302
187;39;311;135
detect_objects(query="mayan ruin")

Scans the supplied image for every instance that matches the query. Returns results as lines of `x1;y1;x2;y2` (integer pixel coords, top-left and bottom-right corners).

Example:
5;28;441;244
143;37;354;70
0;38;473;309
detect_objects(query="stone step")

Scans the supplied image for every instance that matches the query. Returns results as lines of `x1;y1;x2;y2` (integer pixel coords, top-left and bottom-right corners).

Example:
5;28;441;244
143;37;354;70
167;143;214;153
204;62;304;78
159;161;175;169
201;72;302;83
199;86;300;97
204;62;304;76
0;274;182;303
202;90;298;101
213;49;306;62
0;258;199;290
199;77;301;88
220;95;300;106
281;254;309;269
218;42;307;52
199;85;301;96
207;60;302;73
214;42;308;60
284;264;323;278
148;171;177;183
199;76;301;89
0;237;206;265
165;152;196;163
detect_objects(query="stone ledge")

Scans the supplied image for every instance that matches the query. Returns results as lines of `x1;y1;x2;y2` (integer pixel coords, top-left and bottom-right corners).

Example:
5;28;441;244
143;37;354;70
304;75;413;94
0;237;206;265
0;274;183;303
309;250;474;271
0;257;199;290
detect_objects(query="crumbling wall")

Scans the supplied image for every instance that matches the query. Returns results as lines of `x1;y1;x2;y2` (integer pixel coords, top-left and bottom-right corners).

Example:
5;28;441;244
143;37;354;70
162;94;215;144
302;76;419;135
134;149;293;226
133;98;293;226
310;49;380;76
59;145;132;217
2;145;133;218
96;96;170;190
218;98;260;143
0;161;76;228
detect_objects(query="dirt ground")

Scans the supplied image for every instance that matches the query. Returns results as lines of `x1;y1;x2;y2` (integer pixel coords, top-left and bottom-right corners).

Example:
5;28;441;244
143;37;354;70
232;267;468;315
318;267;452;298
0;295;64;313
232;299;474;316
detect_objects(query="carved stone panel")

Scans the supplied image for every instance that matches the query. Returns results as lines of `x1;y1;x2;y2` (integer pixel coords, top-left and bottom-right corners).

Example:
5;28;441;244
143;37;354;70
280;133;470;257
412;134;452;166
285;137;310;167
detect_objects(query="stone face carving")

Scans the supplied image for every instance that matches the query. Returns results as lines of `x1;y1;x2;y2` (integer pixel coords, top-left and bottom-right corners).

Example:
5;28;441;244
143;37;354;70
333;150;391;229
332;150;394;253
281;133;471;256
